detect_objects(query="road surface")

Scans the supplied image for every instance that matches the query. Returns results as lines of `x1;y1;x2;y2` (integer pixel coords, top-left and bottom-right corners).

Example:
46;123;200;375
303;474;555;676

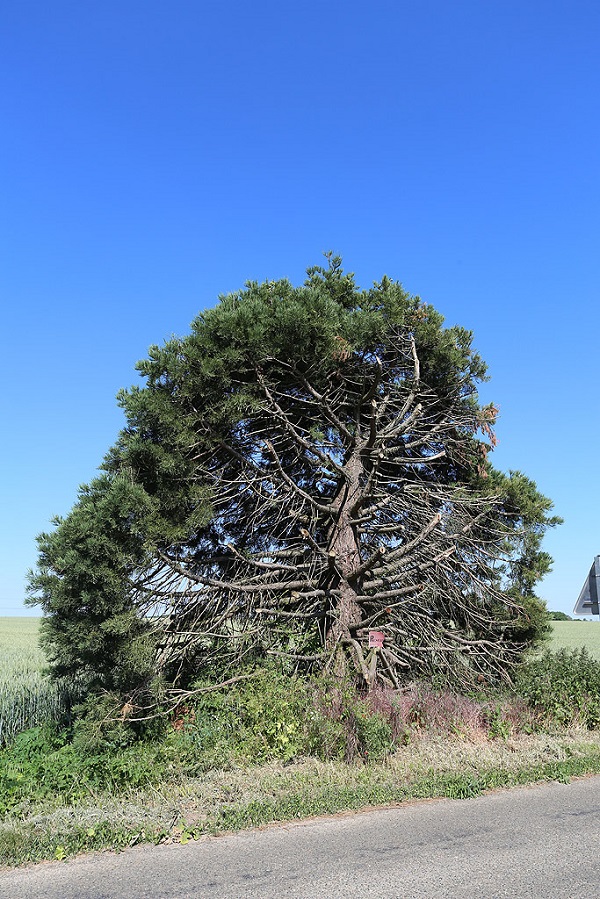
2;776;600;898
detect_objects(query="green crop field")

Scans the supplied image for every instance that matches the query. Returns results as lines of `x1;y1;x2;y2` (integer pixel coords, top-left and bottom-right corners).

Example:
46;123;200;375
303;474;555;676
0;617;73;747
0;617;45;673
548;620;600;659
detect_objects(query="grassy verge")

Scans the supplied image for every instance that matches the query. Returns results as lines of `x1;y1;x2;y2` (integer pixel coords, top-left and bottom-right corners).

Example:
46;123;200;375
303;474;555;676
3;730;600;868
4;623;600;870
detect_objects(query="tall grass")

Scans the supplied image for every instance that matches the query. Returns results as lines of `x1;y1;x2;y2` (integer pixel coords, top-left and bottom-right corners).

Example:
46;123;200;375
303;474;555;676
0;618;73;746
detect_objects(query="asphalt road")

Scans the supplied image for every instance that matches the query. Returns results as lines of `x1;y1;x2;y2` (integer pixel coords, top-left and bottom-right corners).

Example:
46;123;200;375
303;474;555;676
2;776;600;898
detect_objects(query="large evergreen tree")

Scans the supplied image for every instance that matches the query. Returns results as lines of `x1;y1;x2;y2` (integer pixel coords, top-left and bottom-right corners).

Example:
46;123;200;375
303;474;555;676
29;258;559;707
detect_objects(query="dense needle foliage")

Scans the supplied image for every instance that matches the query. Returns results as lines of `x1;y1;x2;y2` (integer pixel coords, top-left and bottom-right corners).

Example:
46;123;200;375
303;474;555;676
28;258;559;711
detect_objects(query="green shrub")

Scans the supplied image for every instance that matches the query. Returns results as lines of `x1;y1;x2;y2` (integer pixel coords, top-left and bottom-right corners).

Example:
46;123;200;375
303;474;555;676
70;691;167;755
515;648;600;728
180;670;399;766
0;727;188;815
305;679;395;761
186;669;310;765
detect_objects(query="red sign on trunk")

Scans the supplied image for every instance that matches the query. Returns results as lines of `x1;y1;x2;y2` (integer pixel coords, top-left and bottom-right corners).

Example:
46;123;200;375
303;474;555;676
368;630;385;649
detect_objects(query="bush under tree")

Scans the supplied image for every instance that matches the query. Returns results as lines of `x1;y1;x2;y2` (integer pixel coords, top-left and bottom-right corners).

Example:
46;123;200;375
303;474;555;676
28;257;559;715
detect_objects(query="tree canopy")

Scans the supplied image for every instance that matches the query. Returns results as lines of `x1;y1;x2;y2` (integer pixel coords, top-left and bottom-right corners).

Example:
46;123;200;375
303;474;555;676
29;257;560;710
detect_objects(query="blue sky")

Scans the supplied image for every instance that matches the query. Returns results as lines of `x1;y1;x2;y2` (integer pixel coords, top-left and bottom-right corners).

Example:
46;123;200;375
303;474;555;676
1;0;598;616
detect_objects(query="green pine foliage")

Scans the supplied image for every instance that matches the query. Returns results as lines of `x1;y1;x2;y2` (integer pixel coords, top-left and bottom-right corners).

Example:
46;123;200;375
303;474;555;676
30;475;162;692
28;257;560;709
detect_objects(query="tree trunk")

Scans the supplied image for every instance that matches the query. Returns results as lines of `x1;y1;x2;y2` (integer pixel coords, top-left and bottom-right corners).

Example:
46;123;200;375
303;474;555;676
326;452;365;678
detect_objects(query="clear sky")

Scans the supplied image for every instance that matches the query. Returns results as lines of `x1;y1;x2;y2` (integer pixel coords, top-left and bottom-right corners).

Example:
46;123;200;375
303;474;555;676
1;0;598;616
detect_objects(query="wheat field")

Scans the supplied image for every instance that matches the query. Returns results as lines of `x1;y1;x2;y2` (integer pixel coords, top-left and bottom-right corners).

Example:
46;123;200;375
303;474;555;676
0;617;72;746
547;620;600;659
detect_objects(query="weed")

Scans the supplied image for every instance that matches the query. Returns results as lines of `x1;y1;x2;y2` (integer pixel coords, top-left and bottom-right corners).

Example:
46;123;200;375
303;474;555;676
516;648;600;728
